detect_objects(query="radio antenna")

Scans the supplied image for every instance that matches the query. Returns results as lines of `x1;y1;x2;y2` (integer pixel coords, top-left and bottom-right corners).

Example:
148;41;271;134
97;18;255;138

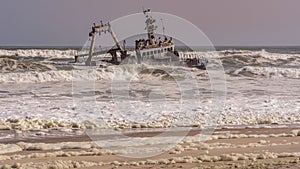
141;0;145;12
160;19;165;36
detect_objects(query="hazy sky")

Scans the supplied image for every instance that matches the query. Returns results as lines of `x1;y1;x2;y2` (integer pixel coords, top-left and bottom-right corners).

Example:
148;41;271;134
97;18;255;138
0;0;300;46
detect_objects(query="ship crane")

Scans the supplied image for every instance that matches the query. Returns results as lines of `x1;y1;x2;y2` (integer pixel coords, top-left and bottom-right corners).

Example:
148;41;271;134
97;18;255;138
85;22;127;66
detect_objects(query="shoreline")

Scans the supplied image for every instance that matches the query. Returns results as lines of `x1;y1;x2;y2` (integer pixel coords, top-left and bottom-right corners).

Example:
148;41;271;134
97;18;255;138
1;124;300;142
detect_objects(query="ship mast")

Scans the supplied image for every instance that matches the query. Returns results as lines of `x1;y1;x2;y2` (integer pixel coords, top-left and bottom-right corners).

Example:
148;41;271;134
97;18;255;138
143;9;157;45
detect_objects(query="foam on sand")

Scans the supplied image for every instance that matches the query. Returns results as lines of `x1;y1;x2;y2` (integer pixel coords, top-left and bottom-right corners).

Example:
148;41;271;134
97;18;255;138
17;141;97;151
0;144;22;155
5;160;100;169
0;126;299;168
0;119;83;131
2;152;299;169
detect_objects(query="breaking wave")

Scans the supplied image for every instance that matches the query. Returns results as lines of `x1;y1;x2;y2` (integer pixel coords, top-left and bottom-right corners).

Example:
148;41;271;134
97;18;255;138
221;49;300;66
220;49;300;78
0;58;57;73
0;64;197;83
234;66;300;78
0;49;77;58
0;48;299;83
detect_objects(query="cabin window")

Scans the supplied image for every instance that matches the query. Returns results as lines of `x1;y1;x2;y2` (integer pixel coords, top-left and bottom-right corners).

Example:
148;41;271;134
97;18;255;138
147;52;150;55
154;50;157;54
161;49;163;53
164;48;167;52
150;51;153;55
158;50;160;53
142;52;146;56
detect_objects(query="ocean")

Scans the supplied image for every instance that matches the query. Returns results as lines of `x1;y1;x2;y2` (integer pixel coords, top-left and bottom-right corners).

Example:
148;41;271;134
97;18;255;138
0;46;299;138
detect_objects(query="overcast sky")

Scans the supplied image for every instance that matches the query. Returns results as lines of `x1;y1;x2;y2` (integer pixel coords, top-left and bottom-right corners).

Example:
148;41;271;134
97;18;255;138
0;0;300;46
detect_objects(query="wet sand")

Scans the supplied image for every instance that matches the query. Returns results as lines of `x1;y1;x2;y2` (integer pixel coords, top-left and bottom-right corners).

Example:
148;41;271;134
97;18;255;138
1;126;300;169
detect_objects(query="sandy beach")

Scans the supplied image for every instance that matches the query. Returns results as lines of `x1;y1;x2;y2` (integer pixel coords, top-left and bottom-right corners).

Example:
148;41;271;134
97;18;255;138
1;126;300;169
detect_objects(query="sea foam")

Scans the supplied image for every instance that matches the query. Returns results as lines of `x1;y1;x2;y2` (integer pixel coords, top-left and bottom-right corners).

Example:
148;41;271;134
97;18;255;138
234;66;300;78
0;49;77;58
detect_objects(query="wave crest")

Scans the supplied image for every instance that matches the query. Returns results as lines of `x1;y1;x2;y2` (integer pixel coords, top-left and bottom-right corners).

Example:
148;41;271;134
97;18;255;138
234;66;300;78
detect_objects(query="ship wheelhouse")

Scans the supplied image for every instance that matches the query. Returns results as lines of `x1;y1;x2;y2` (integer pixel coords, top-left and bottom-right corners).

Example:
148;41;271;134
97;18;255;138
138;43;175;59
134;9;178;61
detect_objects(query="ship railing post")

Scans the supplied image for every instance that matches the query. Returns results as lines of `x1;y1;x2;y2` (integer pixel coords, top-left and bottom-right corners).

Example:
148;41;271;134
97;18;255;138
136;50;142;64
